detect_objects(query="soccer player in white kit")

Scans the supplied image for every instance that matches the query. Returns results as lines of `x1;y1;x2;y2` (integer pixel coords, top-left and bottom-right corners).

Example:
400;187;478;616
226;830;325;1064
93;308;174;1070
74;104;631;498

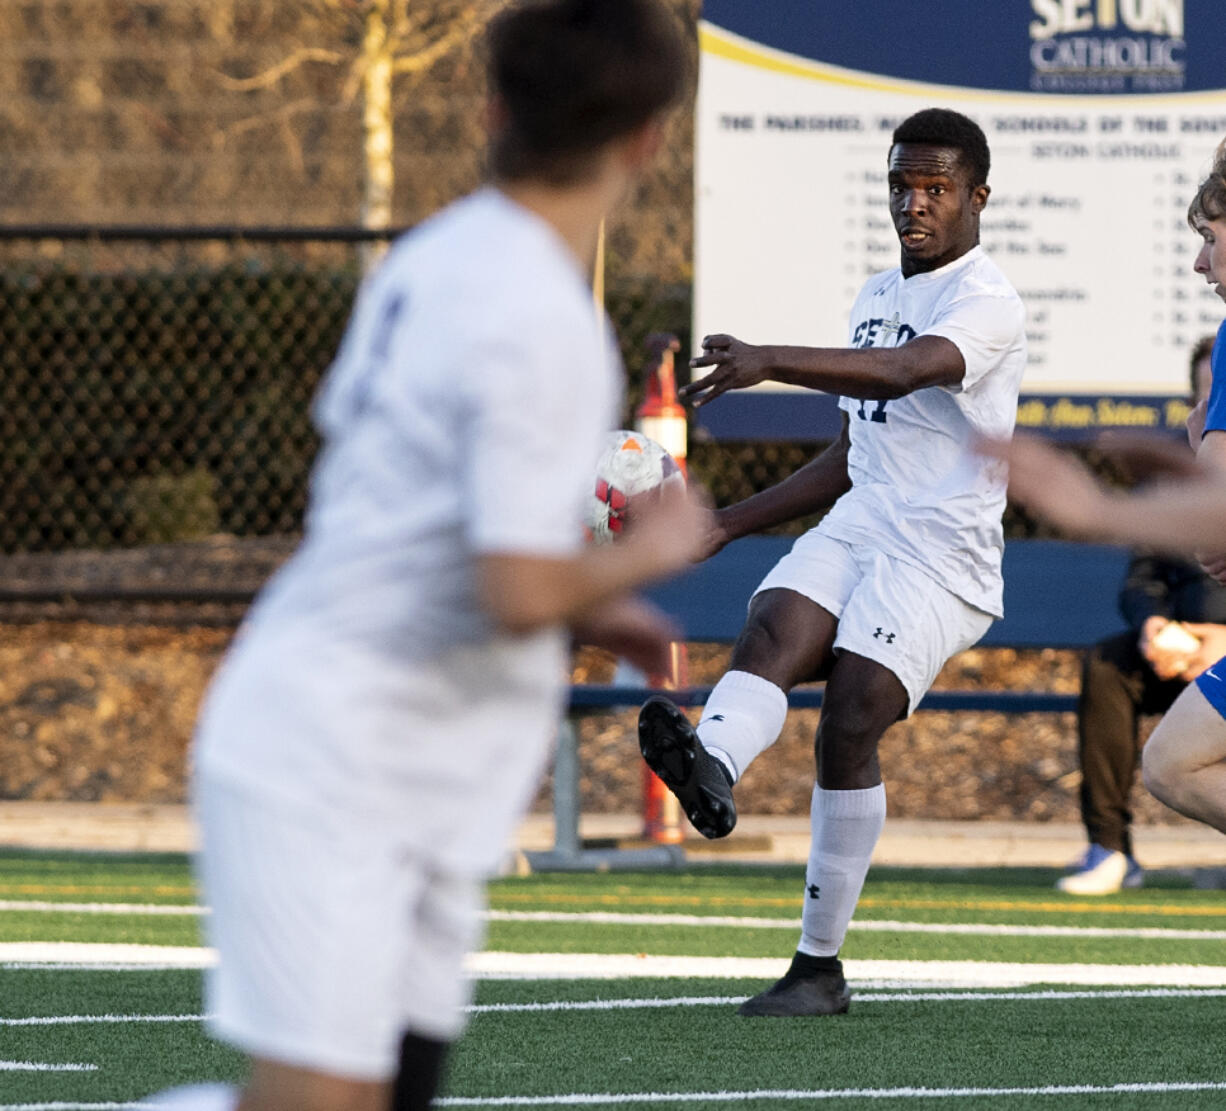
638;108;1028;1017
163;4;706;1110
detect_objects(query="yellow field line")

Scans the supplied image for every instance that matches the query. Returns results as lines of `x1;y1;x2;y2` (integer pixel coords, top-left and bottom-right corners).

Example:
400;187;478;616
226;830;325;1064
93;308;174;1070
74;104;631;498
492;891;1226;919
0;884;194;898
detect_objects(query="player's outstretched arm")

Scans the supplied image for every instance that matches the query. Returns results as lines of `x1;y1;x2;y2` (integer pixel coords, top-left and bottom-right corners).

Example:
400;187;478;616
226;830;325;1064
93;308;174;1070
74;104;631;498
701;416;853;555
683;333;964;408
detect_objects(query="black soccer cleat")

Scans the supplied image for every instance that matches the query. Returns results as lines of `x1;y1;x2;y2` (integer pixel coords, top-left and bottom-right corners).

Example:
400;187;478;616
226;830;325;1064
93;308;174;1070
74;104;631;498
637;694;736;839
737;955;851;1017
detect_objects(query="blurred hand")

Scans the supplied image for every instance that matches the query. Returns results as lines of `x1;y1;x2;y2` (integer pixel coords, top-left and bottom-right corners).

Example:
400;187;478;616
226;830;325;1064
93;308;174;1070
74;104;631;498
622;479;715;579
1198;551;1226;585
1180;622;1226;679
1140;615;1197;681
570;594;680;676
682;334;772;408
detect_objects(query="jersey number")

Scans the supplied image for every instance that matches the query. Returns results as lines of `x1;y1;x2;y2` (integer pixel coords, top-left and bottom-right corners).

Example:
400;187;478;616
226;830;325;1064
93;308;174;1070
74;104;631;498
350;294;405;418
856;399;889;423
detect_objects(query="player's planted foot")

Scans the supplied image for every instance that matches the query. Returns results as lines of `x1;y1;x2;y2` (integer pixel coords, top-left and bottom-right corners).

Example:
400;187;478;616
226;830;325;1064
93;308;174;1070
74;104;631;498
638;695;736;839
737;952;851;1017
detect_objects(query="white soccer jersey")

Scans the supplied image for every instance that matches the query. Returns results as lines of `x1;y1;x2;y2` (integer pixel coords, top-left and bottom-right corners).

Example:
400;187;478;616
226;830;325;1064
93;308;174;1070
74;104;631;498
193;187;620;872
818;246;1026;617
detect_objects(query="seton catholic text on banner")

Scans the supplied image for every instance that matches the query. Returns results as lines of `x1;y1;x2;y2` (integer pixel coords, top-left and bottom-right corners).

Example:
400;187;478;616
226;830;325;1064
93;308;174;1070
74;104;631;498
694;0;1226;440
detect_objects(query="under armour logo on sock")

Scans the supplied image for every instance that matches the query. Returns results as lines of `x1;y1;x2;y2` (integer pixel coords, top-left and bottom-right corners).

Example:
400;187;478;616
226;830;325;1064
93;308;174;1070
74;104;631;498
873;627;896;644
806;883;821;899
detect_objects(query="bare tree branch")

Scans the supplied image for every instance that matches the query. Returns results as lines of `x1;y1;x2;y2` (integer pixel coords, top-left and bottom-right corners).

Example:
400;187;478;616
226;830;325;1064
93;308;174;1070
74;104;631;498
390;3;494;76
216;47;347;92
218;98;321;144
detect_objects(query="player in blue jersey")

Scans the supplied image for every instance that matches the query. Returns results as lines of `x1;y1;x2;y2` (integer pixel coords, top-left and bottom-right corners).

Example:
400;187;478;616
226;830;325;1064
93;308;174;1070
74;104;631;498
1002;137;1226;838
637;108;1027;1017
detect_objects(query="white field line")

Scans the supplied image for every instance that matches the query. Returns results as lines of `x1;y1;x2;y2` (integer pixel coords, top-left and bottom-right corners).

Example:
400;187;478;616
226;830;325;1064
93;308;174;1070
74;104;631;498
468;952;1226;987
0;1014;206;1026
7;945;1226;989
0;1104;140;1110
2;903;1220;943
3;986;1225;1029
467;986;1226;1014
431;1083;1226;1106
0;901;203;916
0;1061;96;1072
487;910;1226;941
0;943;215;968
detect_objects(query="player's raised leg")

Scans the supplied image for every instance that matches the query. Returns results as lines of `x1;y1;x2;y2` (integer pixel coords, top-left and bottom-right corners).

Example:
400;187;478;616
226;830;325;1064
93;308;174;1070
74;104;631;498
638;587;838;838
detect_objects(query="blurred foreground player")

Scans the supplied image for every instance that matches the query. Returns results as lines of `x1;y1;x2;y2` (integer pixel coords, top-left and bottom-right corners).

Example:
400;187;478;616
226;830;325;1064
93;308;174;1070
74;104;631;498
155;3;703;1110
638;108;1026;1016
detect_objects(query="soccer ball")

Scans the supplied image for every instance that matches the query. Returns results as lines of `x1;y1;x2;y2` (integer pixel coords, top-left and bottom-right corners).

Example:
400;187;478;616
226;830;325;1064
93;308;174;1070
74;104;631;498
585;430;684;545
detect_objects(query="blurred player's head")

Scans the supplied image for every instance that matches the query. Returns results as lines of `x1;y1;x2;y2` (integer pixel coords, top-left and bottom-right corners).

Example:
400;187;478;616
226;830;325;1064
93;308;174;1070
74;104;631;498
1188;137;1226;229
1190;333;1215;404
887;108;991;277
486;0;686;187
1189;138;1226;303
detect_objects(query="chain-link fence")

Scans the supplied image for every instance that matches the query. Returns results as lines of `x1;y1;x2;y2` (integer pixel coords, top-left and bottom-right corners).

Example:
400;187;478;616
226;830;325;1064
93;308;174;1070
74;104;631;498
0;228;816;562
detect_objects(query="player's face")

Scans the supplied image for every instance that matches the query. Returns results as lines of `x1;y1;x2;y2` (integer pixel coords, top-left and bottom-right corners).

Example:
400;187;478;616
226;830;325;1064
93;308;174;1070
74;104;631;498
888;143;989;278
1193;216;1226;303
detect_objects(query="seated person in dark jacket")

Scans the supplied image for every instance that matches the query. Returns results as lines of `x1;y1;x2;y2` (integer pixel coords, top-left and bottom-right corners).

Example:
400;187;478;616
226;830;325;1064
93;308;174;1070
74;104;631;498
1059;336;1226;894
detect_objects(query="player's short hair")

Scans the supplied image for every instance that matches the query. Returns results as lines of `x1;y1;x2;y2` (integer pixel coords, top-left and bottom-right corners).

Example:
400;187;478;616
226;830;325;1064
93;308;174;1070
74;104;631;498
487;0;686;185
891;108;991;187
1188;137;1226;227
1190;333;1216;396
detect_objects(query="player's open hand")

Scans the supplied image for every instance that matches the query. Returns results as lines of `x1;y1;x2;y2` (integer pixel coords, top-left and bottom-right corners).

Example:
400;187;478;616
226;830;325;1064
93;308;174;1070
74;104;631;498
683;334;772;407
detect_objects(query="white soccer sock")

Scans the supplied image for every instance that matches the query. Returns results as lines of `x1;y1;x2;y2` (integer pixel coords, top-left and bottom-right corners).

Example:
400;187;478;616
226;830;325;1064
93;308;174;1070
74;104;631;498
145;1084;240;1110
798;782;887;958
696;669;788;783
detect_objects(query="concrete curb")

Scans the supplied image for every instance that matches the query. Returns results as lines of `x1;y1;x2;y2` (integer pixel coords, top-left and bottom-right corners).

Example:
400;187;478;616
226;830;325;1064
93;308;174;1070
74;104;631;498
3;802;1223;873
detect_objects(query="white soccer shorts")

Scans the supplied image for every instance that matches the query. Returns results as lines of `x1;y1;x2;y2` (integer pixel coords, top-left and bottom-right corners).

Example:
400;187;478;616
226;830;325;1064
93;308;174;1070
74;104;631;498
195;774;484;1080
753;530;993;714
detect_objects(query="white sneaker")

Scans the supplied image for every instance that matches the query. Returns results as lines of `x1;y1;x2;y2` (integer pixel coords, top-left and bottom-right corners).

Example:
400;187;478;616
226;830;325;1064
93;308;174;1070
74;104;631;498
1056;844;1143;895
141;1085;239;1110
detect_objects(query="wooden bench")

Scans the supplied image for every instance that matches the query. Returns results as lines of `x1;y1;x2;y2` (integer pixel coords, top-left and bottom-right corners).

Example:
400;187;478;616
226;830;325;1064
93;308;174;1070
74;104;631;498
569;536;1132;714
527;538;1131;870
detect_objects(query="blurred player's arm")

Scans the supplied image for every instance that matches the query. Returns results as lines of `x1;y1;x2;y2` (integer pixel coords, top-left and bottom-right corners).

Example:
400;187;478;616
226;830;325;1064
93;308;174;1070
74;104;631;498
683;333;964;408
989;432;1226;553
701;414;852;557
476;484;710;672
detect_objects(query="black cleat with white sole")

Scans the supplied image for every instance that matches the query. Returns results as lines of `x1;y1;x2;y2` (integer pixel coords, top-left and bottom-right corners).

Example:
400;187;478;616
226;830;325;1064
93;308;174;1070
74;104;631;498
737;954;851;1017
637;694;736;839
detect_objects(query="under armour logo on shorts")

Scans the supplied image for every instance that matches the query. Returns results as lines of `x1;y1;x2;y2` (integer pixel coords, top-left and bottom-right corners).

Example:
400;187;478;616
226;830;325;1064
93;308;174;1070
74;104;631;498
806;883;821;899
873;627;897;644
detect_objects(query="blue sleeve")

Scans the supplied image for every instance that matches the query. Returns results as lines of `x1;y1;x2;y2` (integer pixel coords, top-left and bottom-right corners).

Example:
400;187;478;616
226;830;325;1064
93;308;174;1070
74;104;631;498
1204;319;1226;433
